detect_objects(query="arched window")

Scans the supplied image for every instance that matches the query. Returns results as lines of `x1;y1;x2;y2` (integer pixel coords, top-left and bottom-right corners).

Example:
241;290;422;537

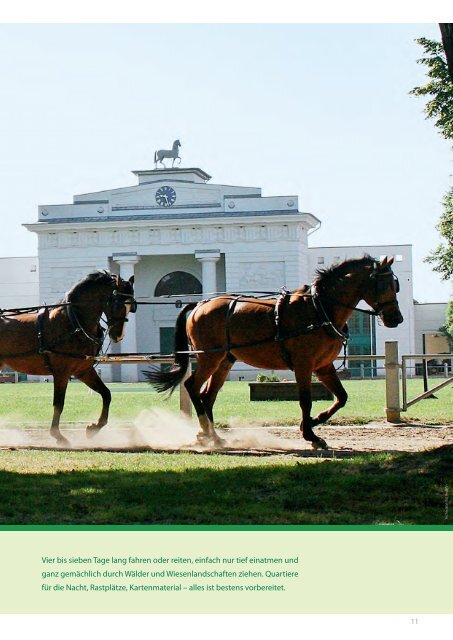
154;271;202;297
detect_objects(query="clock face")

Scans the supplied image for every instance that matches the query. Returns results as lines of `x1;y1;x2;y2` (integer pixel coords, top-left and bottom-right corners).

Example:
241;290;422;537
155;185;176;207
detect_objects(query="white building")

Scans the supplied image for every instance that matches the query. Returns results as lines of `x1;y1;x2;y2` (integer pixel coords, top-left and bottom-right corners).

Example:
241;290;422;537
25;166;319;381
307;244;416;377
0;256;39;310
413;302;450;375
12;164;448;381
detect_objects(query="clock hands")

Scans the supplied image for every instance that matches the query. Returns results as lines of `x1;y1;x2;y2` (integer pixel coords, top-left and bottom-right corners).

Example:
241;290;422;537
156;186;176;207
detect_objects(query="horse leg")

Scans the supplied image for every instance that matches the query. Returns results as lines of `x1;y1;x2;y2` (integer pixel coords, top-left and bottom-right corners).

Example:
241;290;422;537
77;367;112;438
184;357;223;446
294;366;328;450
312;364;348;427
50;375;70;446
201;357;235;428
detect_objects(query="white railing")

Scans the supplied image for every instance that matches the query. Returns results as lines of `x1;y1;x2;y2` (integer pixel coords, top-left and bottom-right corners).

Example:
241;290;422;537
94;343;452;423
401;353;453;411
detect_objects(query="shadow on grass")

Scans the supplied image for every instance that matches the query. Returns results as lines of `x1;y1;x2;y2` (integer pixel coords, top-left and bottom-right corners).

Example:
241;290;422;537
0;446;451;525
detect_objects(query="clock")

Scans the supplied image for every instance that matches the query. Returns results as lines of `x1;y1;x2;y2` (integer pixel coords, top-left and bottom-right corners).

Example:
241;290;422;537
155;185;176;207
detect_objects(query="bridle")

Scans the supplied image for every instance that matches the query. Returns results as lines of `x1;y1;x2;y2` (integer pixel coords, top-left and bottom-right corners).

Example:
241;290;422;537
105;285;137;328
66;275;137;345
312;263;400;319
368;264;400;315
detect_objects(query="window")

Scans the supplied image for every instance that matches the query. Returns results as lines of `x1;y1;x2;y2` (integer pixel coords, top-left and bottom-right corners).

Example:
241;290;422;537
154;271;202;297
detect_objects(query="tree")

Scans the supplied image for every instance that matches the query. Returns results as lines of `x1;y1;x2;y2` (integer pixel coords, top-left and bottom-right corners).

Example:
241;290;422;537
411;30;453;347
410;33;453;279
440;299;453;345
425;188;453;280
439;23;453;82
410;36;453;140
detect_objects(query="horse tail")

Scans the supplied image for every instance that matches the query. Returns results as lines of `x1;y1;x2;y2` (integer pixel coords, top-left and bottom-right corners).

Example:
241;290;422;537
144;302;197;394
154;150;157;164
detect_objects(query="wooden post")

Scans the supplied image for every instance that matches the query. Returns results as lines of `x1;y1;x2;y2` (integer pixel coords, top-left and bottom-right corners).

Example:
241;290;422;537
385;341;401;422
422;334;429;393
179;361;192;417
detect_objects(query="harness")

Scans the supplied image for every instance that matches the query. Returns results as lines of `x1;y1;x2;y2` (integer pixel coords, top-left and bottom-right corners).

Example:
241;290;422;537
0;305;103;370
188;263;399;368
225;296;242;363
0;282;137;368
212;288;348;371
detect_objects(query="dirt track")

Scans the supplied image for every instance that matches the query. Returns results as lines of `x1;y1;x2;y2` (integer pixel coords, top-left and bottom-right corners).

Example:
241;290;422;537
0;418;451;457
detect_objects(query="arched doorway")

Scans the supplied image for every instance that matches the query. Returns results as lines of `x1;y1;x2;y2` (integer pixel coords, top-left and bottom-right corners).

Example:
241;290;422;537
154;271;202;297
155;271;202;357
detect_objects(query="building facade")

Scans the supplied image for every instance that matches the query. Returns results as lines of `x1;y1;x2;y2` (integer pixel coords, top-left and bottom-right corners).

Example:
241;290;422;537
25;166;320;381
17;164;447;381
0;256;39;311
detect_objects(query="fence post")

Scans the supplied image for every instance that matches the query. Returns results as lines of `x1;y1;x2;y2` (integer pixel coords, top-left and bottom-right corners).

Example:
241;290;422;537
385;340;401;422
179;361;192;417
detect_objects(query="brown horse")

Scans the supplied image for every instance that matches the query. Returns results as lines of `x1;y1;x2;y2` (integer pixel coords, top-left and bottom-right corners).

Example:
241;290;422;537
146;256;403;449
0;271;136;446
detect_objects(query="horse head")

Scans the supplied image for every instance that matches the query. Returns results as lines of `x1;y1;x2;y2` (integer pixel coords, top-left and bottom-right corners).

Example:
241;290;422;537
65;272;137;344
363;257;403;328
104;274;136;343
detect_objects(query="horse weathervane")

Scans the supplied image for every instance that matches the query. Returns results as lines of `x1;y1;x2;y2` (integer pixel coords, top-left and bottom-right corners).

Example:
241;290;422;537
154;139;182;168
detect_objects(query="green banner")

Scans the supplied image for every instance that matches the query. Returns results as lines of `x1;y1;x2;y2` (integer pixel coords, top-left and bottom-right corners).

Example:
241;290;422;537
0;530;451;614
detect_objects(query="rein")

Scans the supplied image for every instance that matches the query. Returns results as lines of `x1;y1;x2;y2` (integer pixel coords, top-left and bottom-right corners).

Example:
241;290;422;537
66;304;105;347
174;290;349;366
0;280;135;364
0;302;72;317
0;304;103;364
176;265;399;363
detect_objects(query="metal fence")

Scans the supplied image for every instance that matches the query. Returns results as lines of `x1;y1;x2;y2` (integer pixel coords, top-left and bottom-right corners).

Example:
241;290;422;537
401;353;453;411
96;343;452;422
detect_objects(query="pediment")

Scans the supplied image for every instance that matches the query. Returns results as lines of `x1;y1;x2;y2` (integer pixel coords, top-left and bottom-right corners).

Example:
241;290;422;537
110;183;222;209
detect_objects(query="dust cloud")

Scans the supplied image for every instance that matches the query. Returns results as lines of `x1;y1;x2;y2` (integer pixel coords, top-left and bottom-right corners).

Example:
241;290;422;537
0;409;300;452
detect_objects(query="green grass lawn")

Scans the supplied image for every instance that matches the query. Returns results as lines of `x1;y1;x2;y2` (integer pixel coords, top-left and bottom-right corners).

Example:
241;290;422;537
0;378;450;427
0;446;451;525
0;380;450;526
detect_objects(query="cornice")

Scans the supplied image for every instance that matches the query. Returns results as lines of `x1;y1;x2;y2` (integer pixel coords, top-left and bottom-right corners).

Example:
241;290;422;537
25;218;318;250
24;211;320;233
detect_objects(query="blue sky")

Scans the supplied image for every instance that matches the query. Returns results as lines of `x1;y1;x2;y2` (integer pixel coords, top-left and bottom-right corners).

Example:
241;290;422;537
0;23;450;302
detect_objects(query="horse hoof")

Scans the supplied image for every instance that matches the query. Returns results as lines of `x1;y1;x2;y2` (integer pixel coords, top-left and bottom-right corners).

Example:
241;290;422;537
56;436;70;448
86;423;101;439
312;438;328;450
196;433;225;448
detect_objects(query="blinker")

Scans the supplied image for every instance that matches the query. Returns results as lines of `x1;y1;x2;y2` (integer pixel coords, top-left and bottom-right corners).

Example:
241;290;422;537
371;269;399;294
111;289;137;313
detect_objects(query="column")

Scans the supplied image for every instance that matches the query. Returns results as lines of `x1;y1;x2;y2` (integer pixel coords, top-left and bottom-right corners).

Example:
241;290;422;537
113;253;141;383
195;250;220;295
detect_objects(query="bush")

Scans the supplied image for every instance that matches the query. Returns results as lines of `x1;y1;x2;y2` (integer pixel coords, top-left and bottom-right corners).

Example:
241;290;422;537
256;373;281;382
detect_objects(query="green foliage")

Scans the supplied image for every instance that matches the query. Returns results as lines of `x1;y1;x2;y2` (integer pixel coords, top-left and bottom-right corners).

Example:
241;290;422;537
411;37;453;283
410;37;453;140
439;300;453;346
256;373;281;382
425;188;453;280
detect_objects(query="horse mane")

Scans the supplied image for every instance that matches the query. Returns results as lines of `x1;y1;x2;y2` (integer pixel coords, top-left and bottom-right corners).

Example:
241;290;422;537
314;255;375;291
63;271;115;302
